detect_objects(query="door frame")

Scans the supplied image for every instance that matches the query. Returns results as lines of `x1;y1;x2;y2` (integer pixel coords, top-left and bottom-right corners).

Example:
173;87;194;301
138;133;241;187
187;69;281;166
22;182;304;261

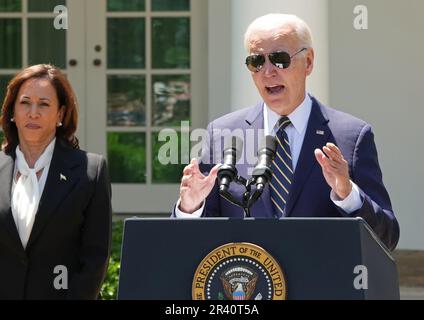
82;0;208;214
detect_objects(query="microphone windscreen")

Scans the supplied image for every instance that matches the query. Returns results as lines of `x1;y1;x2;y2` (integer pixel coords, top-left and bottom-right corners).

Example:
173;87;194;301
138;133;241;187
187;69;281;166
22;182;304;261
224;136;244;161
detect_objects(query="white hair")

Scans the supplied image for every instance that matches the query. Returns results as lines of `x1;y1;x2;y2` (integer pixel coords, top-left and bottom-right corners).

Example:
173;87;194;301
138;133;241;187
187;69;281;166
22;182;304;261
244;13;313;52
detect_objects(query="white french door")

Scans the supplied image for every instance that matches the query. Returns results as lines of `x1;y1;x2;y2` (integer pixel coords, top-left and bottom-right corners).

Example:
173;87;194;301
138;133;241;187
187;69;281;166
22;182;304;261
0;0;86;140
0;0;208;214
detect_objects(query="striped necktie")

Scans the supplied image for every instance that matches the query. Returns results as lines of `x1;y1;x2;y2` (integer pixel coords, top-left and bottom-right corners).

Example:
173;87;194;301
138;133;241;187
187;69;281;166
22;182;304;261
270;116;294;217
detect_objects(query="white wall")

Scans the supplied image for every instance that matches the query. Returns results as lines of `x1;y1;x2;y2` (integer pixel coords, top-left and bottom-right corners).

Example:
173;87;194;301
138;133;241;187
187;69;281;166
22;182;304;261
230;0;330;111
208;0;329;119
208;0;232;121
329;0;424;250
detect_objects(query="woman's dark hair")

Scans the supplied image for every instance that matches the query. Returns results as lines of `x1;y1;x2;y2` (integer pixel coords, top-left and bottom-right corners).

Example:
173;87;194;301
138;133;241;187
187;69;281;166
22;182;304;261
0;64;79;154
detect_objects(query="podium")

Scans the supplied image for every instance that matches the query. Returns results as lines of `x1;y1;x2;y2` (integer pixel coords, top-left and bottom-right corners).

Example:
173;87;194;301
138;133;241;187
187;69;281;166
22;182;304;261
118;217;399;300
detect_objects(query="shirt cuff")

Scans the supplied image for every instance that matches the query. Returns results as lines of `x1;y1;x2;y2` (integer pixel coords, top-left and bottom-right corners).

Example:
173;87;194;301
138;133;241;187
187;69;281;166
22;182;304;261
175;198;205;218
330;181;362;214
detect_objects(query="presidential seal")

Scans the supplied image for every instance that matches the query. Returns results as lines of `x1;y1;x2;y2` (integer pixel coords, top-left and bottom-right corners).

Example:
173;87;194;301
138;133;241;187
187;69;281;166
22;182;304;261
192;243;287;300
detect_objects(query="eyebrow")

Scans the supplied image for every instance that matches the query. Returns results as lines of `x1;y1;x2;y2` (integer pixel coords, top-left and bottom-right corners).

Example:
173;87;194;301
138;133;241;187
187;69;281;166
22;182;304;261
20;96;51;102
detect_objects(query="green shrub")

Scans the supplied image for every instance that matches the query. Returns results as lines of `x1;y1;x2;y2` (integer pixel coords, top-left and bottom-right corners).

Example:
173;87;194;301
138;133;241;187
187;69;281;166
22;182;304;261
100;220;124;300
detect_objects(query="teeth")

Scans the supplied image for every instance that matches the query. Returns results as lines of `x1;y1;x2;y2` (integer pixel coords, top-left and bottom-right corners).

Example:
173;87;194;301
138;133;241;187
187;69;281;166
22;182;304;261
266;85;284;89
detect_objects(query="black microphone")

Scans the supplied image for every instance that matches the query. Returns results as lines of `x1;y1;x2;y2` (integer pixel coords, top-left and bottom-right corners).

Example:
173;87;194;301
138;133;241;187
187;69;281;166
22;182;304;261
252;135;277;191
217;136;243;192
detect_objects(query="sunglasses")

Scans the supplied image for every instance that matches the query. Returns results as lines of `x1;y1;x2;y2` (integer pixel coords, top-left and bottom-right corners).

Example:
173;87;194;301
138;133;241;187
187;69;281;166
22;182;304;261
245;47;307;72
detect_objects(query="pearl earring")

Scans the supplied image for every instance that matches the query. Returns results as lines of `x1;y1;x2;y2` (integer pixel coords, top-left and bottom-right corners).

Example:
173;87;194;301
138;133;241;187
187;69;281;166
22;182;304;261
10;117;15;122
57;122;63;127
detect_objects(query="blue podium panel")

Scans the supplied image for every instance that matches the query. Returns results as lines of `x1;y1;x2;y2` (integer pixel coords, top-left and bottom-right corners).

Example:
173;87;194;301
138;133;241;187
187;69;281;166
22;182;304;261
118;218;399;300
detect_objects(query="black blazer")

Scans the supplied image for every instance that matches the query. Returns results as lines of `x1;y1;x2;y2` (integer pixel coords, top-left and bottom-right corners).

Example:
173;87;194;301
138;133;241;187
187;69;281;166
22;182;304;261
0;140;112;299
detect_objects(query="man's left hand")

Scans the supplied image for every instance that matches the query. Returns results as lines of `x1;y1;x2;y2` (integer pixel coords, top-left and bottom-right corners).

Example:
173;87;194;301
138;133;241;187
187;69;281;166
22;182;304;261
314;143;352;200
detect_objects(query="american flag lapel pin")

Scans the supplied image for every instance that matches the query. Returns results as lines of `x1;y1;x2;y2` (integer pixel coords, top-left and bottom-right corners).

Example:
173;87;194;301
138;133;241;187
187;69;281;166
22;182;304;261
60;173;67;181
316;130;325;135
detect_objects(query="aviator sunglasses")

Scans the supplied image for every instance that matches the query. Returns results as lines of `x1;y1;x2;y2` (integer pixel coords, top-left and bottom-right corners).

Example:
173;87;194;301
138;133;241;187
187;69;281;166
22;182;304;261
245;47;307;72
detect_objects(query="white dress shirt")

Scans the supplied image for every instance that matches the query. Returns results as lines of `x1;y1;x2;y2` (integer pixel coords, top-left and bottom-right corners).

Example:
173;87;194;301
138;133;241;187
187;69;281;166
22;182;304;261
11;139;54;196
176;94;362;217
11;138;55;247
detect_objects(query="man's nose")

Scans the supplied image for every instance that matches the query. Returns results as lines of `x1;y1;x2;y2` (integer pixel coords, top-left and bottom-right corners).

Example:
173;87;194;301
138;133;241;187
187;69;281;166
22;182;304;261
262;57;277;76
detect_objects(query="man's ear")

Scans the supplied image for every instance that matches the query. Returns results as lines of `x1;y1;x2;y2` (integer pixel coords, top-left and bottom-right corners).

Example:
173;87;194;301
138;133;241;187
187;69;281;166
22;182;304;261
305;48;314;76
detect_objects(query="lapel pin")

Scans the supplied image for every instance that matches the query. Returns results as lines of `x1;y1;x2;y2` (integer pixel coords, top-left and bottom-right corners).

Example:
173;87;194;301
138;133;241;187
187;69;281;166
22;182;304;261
60;173;67;182
316;130;325;135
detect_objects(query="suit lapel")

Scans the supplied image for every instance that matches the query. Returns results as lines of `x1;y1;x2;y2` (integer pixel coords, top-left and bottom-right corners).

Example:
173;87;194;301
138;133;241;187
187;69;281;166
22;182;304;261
285;98;330;216
26;142;81;249
227;99;331;218
0;152;24;248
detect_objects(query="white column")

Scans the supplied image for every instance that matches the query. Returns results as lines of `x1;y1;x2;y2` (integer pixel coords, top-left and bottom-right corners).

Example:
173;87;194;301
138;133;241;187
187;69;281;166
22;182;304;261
208;0;232;121
230;0;329;111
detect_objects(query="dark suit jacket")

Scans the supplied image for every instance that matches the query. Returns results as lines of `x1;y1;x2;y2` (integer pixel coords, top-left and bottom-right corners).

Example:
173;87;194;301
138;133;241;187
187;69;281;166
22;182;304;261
0;139;112;299
174;95;399;251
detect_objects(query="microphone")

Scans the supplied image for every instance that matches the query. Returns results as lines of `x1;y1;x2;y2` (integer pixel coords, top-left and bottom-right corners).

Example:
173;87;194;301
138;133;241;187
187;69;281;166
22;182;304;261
252;135;277;191
217;136;243;192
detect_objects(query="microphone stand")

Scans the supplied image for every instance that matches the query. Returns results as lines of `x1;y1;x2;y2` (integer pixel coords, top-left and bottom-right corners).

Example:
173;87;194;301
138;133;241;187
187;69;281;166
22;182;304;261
218;175;265;218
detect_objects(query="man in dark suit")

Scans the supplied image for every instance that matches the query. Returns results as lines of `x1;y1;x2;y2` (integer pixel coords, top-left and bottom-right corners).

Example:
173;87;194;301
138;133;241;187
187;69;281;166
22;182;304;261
174;14;399;251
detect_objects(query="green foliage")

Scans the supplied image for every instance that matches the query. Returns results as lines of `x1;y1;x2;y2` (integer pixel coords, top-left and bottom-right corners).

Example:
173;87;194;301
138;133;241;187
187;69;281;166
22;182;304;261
0;0;21;12
152;132;187;183
107;0;145;12
100;220;124;300
152;18;190;69
107;132;146;183
0;19;22;69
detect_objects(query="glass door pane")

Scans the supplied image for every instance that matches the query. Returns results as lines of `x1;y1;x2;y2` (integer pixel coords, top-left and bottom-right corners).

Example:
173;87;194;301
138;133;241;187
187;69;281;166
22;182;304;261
151;18;190;69
152;131;187;183
152;0;189;11
107;0;145;12
28;18;66;68
107;132;147;183
107;75;146;126
0;18;22;68
107;18;145;69
28;0;66;12
0;74;12;104
152;74;190;127
0;0;21;12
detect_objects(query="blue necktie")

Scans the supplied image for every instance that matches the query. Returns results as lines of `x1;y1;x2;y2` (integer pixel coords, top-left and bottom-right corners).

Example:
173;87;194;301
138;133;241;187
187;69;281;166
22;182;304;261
270;116;294;217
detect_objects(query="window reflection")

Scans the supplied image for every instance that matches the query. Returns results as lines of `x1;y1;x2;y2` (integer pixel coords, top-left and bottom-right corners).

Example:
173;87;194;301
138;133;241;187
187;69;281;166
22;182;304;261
152;75;190;126
107;76;146;127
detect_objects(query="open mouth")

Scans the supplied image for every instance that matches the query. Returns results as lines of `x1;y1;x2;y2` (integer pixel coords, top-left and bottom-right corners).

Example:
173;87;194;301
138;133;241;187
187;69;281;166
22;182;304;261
265;85;285;95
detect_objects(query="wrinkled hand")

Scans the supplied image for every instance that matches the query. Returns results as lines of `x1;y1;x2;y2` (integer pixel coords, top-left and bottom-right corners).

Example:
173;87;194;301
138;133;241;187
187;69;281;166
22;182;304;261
179;158;220;213
314;143;352;200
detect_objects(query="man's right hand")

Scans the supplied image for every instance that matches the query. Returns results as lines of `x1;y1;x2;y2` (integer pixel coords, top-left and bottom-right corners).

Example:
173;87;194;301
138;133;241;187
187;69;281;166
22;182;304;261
179;158;221;213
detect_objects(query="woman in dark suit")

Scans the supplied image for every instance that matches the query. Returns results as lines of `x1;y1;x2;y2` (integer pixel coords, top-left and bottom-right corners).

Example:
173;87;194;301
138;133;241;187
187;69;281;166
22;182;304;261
0;64;112;299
